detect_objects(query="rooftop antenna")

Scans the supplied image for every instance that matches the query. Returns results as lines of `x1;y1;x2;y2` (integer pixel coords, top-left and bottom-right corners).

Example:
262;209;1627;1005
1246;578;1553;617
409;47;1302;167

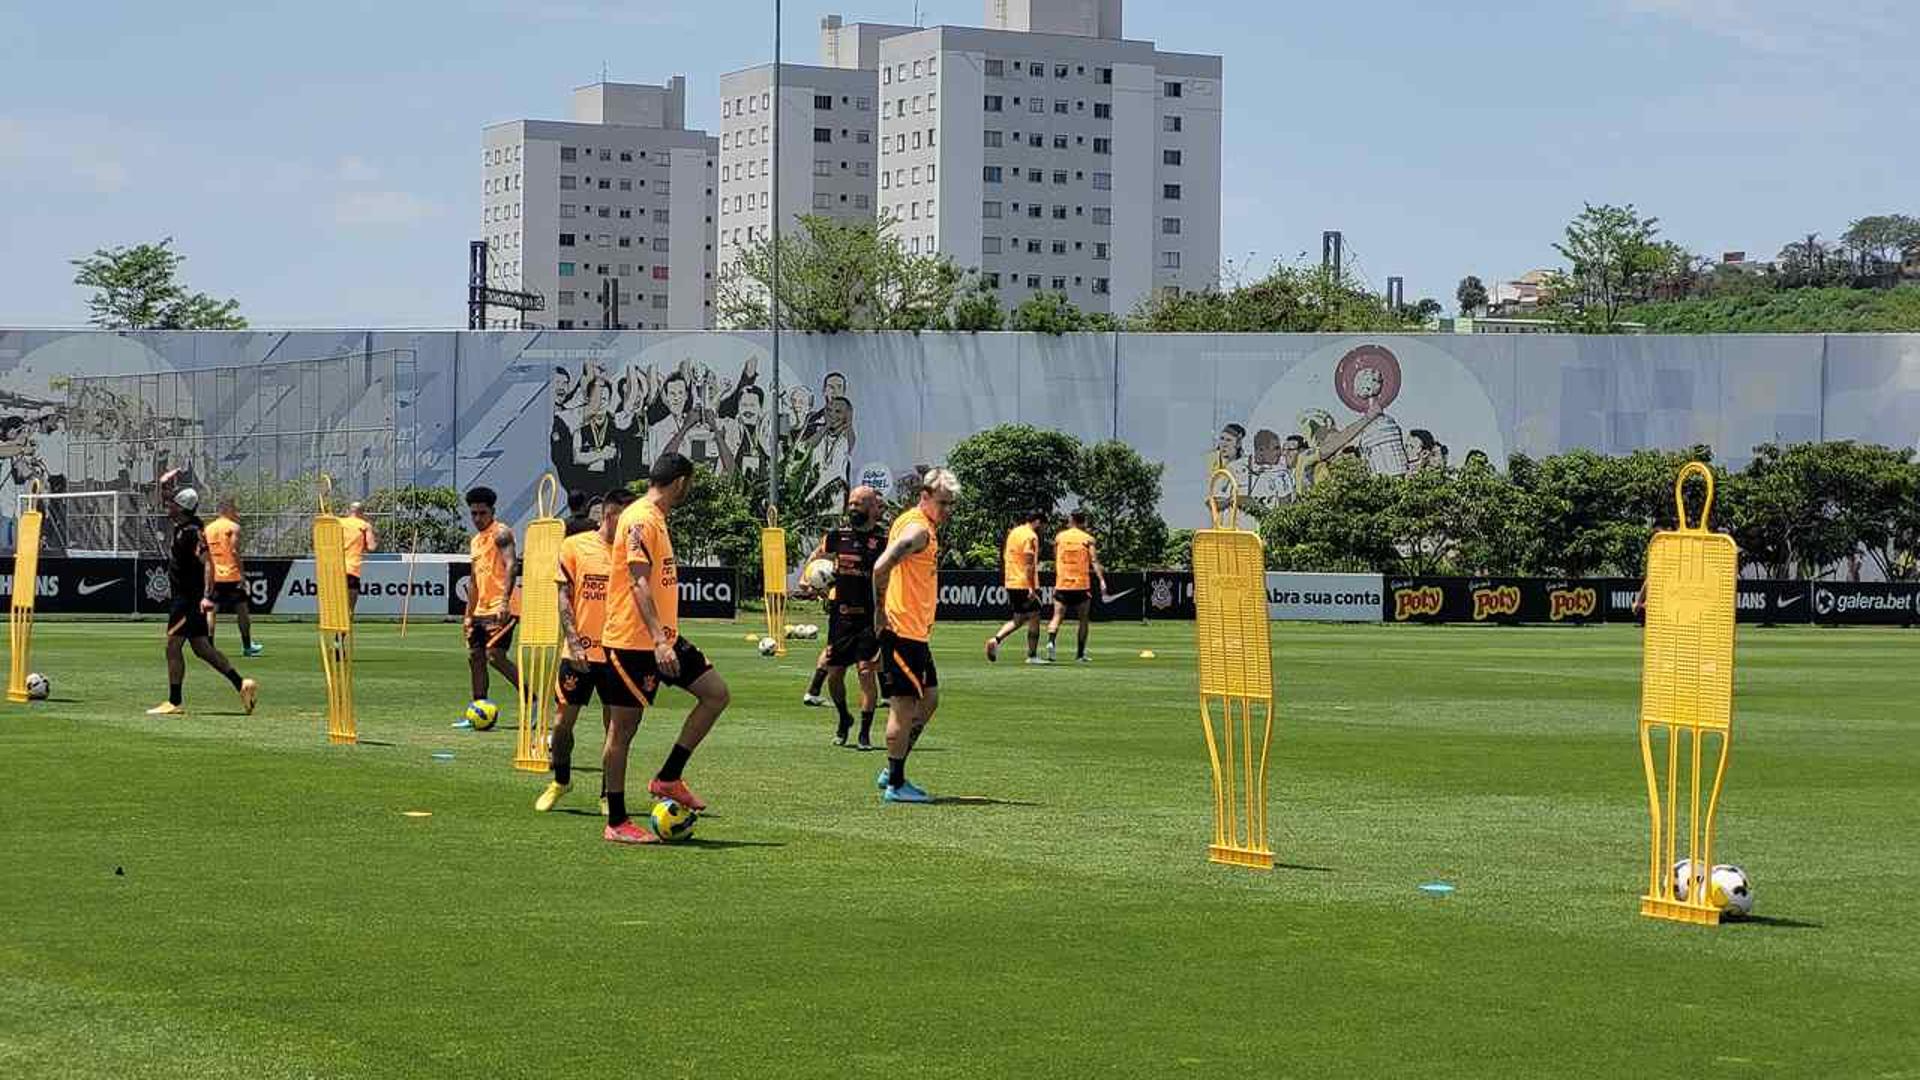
914;2;924;26
601;60;608;83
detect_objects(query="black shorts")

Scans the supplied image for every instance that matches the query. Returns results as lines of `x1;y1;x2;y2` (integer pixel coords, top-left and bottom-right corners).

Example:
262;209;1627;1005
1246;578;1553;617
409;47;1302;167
826;616;879;669
878;631;937;699
467;615;517;651
1006;588;1041;616
600;638;713;708
1054;589;1092;613
556;658;601;707
208;581;250;613
166;602;210;640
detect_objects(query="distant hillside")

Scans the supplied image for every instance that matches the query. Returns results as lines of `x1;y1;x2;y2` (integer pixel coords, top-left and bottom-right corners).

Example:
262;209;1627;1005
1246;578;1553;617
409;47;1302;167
1624;286;1920;333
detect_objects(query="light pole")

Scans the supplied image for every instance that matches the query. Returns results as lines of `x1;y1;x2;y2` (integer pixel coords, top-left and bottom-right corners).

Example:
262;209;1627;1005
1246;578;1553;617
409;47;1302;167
768;0;783;514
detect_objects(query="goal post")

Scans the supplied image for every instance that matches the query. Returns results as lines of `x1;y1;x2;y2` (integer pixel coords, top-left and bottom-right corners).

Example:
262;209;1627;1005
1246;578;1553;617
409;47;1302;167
16;489;133;557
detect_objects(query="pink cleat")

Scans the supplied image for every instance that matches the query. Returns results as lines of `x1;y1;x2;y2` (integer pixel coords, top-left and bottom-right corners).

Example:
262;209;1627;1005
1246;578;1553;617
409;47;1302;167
648;777;707;812
604;820;661;845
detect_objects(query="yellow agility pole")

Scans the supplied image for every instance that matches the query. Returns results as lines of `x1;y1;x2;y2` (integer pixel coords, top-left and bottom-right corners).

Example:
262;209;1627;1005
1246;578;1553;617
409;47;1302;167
514;474;565;773
8;480;45;703
762;506;788;657
314;475;357;744
1193;468;1276;870
1638;462;1738;925
399;528;420;638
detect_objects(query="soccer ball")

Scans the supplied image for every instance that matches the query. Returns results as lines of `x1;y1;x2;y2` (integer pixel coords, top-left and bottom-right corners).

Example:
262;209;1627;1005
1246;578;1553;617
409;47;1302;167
649;798;697;841
758;636;778;656
799;624;818;640
24;672;49;700
465;699;500;730
803;558;836;592
1672;859;1753;917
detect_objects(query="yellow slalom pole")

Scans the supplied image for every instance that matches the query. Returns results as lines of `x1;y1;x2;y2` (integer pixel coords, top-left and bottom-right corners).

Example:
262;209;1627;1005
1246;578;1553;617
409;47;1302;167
8;480;46;703
514;474;565;773
314;475;357;744
1636;462;1738;925
762;506;788;656
1192;468;1276;869
399;529;420;638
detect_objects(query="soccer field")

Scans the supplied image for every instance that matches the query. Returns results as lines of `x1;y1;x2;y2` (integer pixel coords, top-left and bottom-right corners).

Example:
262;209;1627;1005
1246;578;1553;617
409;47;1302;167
3;619;1917;1078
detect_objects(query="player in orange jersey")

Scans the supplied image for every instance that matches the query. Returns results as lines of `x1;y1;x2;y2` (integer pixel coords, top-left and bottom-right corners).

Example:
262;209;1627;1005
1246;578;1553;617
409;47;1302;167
1045;510;1107;663
463;487;520;702
535;486;635;813
203;494;262;657
337;501;377;613
870;467;958;803
985;508;1045;664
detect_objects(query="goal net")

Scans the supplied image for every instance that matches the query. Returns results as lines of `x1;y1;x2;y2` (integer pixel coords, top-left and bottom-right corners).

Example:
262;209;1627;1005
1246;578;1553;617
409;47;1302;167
16;489;139;557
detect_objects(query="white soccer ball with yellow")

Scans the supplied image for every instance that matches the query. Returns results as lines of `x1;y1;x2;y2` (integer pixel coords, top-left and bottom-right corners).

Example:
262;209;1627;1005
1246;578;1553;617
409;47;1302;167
1672;859;1753;917
803;558;836;592
24;672;50;701
757;636;779;656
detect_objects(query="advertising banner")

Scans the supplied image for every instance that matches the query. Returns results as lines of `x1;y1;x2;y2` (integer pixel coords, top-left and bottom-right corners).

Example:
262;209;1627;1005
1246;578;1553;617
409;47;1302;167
1144;571;1195;620
270;558;448;616
932;571;1146;623
1264;573;1383;622
0;556;140;615
1384;577;1603;625
1810;582;1920;626
1599;578;1815;625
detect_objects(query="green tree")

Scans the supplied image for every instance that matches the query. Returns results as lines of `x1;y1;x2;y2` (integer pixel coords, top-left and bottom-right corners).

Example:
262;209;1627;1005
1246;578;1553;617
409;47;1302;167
1127;261;1415;333
1839;214;1920;274
71;238;247;329
1258;457;1400;572
1455;275;1489;315
1448;455;1528;574
631;465;757;570
951;276;1005;331
945;424;1084;568
714;215;967;331
364;485;466;554
1007;291;1086;334
1073;440;1168;571
1544;203;1667;331
1624;286;1920;333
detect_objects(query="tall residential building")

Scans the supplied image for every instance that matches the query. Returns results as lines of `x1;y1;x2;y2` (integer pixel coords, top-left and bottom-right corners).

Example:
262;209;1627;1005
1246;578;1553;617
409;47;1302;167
480;79;718;330
877;0;1222;315
717;17;916;266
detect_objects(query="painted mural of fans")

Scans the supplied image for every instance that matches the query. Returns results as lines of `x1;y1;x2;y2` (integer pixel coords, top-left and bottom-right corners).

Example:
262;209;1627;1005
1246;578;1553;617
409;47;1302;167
1204;422;1249;510
1243;429;1301;507
649;364;726;471
803;395;856;501
801;372;851;441
712;354;770;478
1408;429;1450;472
1333;345;1413;477
570;373;623;486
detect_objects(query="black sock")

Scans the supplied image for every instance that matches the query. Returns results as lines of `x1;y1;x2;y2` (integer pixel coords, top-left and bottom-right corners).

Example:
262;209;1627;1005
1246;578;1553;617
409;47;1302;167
859;710;874;741
807;668;828;695
224;669;244;691
168;683;182;706
835;706;853;739
241;628;254;649
1048;632;1058;645
888;756;906;788
554;762;571;785
657;742;693;783
607;791;627;826
909;723;925;749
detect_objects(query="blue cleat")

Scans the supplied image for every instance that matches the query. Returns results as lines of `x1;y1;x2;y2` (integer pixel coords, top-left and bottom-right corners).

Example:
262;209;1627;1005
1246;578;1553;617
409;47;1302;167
884;782;934;804
243;643;265;657
876;767;890;790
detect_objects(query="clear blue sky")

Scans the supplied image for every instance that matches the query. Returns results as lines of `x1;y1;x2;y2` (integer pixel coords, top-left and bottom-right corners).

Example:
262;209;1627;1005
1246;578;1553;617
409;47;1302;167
2;1;1913;326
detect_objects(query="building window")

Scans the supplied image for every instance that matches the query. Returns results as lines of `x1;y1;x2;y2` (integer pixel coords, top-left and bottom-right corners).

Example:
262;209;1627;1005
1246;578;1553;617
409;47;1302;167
856;161;871;177
653;238;669;252
1052;276;1067;290
1029;96;1045;113
1026;274;1041;288
1028;133;1044;148
1028;205;1043;219
599;148;611;161
559;176;577;190
1098;67;1112;84
815;94;833;110
983;237;1002;254
598;179;610;189
985;58;1003;76
857;129;871;144
1051;241;1066;254
985;272;1002;288
560;204;576;218
619;179;632;191
1164;183;1182;200
883;66;892;85
1164;115;1183;133
1092;173;1112;190
911;166;922;183
1094;103;1110;119
1162;252;1182;269
560;147;577;162
984;93;1006;112
1053;100;1068;114
559;262;575;277
1093;278;1109;294
1052;206;1067;220
1054;64;1069;79
912;131;923;149
1053;134;1068;149
1093;207;1112;224
983;166;1003;183
984;130;1002;147
1094;242;1109;260
559;233;576;247
1027;168;1042;182
913;59;923;77
882;172;892;189
619;208;632;219
620;151;632;162
814;193;833;209
1052;170;1067;185
653;208;669;223
619;236;632;248
1164;81;1183;97
1163;218;1182;235
1029;62;1045;76
814;159;832;176
1164;149;1183;166
558;319;574;330
983;201;1002;218
855;194;870;209
814;127;831;143
1093;137;1111;155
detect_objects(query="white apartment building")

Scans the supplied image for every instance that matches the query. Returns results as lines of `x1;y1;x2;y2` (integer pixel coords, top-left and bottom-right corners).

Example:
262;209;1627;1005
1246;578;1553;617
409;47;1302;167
877;0;1222;314
480;79;718;330
717;17;915;267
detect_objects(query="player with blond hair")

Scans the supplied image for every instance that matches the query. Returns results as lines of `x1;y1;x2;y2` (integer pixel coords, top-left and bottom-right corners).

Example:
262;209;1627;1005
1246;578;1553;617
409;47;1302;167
870;467;958;803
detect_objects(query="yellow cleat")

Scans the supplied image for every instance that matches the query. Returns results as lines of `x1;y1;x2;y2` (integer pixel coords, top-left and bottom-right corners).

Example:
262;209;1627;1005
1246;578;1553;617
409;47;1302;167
238;678;260;716
145;702;184;716
534;781;570;812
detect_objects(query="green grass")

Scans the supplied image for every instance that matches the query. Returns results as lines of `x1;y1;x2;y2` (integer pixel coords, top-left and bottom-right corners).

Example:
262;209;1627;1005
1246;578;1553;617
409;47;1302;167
3;619;1918;1078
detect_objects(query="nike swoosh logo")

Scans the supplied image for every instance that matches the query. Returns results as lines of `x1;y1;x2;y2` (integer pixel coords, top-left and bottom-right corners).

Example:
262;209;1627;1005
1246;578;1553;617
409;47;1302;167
1101;589;1136;604
1776;593;1804;608
77;578;122;596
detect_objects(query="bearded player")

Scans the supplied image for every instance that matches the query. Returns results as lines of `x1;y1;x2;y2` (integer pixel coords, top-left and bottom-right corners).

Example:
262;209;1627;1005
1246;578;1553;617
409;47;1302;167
148;470;259;717
985;508;1044;664
598;453;730;845
798;485;886;748
536;486;635;813
870;467;958;803
463;487;521;703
